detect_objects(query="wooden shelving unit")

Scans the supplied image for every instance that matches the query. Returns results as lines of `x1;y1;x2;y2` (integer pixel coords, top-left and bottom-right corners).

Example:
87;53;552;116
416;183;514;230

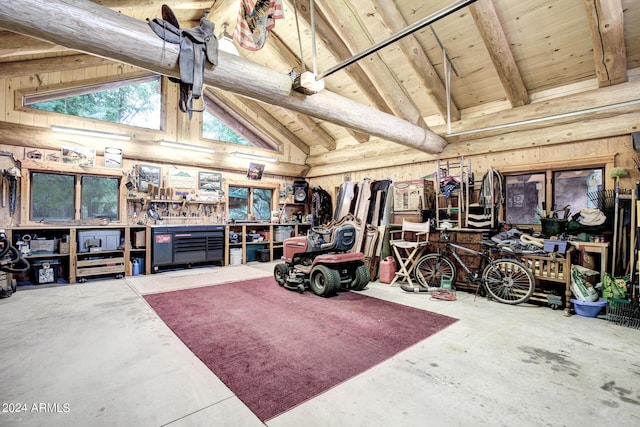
224;222;311;265
435;156;471;229
7;225;149;283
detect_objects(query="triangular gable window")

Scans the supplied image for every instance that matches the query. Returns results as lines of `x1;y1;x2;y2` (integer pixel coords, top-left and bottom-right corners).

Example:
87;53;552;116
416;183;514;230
24;76;162;130
202;109;252;147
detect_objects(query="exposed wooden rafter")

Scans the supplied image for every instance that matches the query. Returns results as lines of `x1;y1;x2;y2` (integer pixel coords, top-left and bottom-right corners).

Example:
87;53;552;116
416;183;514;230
243;31;337;151
0;54;116;79
305;77;640;176
583;0;627;87
0;31;65;58
0;0;447;154
469;0;530;107
316;1;429;127
369;0;461;121
290;1;394;117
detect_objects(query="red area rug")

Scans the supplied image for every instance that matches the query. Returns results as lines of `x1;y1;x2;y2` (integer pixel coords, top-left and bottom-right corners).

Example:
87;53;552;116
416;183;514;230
144;277;457;421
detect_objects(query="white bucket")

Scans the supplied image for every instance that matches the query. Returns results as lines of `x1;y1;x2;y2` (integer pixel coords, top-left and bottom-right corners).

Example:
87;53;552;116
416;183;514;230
230;248;242;265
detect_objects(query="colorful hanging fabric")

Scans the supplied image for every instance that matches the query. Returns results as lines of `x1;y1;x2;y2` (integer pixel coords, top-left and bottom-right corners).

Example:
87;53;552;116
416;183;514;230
233;0;284;51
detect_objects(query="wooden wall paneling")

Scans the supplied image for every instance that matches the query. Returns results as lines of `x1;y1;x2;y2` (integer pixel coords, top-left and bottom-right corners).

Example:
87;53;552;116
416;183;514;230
308;137;634;205
163;77;178;141
0;77;7;119
5;77;17;123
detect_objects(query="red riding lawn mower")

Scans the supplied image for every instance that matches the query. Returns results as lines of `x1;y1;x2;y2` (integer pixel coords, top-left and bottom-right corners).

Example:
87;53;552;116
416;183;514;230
274;215;370;297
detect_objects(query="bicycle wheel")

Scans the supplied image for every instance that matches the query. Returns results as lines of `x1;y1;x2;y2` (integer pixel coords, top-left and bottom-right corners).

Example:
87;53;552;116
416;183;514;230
414;254;456;289
482;259;535;304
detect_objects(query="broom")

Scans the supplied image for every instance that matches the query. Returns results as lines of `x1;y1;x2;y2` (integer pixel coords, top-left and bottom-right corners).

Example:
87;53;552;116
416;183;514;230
611;167;628;275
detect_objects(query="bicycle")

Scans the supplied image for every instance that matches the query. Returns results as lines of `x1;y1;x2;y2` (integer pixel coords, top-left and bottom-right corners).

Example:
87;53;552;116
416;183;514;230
412;231;535;305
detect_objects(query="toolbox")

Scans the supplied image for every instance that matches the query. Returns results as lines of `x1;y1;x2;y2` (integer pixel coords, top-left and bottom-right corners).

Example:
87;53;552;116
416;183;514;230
31;259;61;285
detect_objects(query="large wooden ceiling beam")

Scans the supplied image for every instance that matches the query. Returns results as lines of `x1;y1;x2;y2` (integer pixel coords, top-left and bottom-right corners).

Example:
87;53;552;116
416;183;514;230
306;110;639;177
0;120;309;176
0;31;66;58
469;0;530;107
0;54;117;78
370;0;461;121
583;0;627;87
0;0;446;154
90;1;214;10
316;2;429;127
306;79;640;176
443;77;640;142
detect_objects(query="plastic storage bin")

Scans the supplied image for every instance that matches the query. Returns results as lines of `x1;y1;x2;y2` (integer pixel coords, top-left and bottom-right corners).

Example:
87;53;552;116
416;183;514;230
257;249;270;262
571;298;607;317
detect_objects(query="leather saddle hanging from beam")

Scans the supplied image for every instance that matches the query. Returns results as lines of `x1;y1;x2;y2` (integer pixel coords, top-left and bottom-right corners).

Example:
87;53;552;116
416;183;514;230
148;5;218;118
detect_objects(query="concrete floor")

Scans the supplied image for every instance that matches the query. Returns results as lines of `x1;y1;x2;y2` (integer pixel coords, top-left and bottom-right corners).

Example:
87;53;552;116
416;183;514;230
1;262;638;427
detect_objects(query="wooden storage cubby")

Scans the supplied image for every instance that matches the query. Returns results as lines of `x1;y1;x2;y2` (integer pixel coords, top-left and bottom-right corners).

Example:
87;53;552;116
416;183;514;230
76;250;125;282
225;223;312;265
7;225;152;283
8;227;72;285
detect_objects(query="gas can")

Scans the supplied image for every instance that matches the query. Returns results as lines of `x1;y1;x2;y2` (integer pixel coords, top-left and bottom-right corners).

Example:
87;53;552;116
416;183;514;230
379;256;397;284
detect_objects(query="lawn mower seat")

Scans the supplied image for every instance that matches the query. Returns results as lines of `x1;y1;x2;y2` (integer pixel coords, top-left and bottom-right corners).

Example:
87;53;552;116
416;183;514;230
313;224;356;252
331;224;356;251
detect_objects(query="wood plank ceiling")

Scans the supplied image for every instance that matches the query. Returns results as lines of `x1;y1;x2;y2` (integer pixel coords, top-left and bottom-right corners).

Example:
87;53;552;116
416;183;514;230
1;0;639;178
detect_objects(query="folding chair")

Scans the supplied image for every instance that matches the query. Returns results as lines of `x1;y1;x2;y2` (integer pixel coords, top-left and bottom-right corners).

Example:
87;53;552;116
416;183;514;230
389;219;430;286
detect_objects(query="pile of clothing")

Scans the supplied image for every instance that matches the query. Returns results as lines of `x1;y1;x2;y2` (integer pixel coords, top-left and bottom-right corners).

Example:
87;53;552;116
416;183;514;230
490;228;548;254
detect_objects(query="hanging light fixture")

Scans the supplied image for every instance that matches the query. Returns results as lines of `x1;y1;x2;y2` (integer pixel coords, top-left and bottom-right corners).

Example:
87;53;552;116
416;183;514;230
158;140;215;154
218;23;239;56
51;125;131;140
233;151;277;163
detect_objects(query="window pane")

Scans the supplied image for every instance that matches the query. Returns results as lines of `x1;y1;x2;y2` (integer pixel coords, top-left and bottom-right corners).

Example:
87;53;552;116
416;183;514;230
253;189;272;220
229;186;249;220
505;173;546;225
81;176;120;220
202;110;253;146
25;77;161;130
31;173;75;220
553;169;603;213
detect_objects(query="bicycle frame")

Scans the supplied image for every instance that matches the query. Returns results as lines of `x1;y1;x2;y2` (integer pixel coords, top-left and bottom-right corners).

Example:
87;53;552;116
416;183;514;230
412;232;536;304
438;240;491;279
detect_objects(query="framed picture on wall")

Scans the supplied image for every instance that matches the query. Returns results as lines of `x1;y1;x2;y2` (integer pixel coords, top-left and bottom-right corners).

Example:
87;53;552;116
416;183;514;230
62;146;96;167
104;147;123;168
246;163;264;181
138;164;161;192
199;172;222;191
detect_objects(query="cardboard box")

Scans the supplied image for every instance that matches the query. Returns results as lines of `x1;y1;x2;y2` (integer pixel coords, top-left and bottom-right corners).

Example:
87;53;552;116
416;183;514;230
59;241;70;254
393;179;435;212
29;239;57;255
134;230;146;248
259;231;271;242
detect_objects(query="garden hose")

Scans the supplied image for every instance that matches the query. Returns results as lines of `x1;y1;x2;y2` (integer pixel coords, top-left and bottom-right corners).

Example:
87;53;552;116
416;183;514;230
520;233;545;248
0;231;30;274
